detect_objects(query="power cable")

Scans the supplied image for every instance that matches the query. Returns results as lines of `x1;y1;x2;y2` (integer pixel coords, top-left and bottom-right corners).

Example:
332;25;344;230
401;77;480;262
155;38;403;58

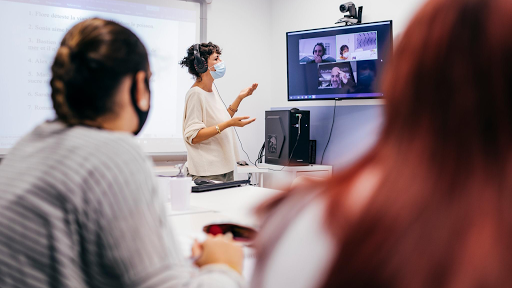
321;100;337;165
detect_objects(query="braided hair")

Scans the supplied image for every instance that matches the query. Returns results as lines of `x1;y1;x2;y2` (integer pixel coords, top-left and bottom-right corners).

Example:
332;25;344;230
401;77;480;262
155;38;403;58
50;18;149;126
179;42;221;82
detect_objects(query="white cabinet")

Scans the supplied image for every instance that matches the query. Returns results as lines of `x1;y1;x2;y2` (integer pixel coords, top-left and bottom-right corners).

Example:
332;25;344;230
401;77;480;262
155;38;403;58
236;164;332;190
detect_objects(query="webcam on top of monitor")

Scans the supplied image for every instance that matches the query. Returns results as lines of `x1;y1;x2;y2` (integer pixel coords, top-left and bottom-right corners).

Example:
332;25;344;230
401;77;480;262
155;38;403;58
336;2;363;26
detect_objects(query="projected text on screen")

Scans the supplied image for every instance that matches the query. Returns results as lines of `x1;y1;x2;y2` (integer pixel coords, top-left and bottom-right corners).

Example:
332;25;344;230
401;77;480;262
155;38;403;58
0;0;199;154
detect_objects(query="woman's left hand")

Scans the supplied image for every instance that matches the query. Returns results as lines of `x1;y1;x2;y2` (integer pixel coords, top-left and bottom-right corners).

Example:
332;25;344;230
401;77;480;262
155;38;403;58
238;83;258;99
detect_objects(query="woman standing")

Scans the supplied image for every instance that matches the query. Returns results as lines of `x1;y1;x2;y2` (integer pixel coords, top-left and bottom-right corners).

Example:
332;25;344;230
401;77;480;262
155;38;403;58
180;42;257;182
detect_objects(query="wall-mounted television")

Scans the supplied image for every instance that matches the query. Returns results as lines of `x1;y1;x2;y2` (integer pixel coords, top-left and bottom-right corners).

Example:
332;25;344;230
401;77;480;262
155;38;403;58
286;21;393;101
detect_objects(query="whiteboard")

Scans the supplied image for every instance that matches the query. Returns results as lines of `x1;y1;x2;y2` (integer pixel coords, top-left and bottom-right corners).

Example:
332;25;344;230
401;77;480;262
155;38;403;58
0;0;200;155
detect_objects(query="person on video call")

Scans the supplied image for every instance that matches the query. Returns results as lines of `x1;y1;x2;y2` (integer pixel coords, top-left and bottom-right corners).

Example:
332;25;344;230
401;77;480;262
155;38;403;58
180;42;258;182
329;67;356;91
339;44;350;60
0;19;245;288
329;67;342;88
300;42;336;64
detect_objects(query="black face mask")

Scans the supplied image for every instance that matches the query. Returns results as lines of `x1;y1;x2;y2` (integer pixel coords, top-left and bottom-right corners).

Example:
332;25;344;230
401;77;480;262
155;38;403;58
130;74;151;135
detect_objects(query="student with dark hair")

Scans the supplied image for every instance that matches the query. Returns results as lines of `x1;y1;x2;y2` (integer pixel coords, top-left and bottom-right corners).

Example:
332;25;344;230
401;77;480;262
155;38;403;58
312;43;327;63
179;43;258;182
313;43;337;63
300;42;336;64
0;18;244;288
252;0;512;287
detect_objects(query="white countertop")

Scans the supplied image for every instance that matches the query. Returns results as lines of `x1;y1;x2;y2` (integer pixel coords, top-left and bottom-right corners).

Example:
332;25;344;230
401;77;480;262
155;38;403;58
236;163;332;174
166;185;280;278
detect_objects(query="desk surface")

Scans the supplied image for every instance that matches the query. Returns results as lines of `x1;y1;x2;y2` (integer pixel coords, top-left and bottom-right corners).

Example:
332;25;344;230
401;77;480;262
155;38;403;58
167;185;279;279
190;186;277;220
167;186;279;234
168;186;278;234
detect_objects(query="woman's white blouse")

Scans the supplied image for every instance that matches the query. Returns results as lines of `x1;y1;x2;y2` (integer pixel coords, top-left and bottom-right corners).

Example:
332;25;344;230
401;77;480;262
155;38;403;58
183;86;240;176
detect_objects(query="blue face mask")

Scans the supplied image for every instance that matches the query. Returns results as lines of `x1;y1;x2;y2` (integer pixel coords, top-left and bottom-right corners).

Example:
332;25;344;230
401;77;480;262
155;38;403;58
209;61;226;79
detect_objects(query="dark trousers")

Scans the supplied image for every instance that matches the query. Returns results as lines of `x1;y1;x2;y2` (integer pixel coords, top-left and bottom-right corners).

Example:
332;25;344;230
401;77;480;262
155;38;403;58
188;170;234;182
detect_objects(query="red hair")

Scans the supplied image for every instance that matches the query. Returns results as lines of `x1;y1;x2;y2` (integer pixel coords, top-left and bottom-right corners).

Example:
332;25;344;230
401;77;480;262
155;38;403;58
258;0;512;286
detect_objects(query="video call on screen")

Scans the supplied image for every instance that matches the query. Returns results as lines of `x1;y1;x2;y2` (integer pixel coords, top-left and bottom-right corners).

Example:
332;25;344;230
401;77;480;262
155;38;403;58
287;21;392;101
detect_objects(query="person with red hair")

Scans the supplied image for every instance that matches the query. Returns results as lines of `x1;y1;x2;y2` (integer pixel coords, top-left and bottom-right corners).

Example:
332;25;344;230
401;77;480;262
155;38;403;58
252;0;512;287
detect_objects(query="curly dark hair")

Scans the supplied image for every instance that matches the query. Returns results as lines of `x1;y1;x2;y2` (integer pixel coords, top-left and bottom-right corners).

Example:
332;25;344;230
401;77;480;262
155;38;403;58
179;42;222;81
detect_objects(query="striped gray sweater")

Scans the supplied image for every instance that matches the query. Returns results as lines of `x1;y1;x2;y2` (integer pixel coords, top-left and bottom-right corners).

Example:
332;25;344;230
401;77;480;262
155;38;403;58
0;121;243;288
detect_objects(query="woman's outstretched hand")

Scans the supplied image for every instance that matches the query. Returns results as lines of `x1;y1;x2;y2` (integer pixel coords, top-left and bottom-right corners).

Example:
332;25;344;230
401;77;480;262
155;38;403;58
238;83;258;99
229;116;256;127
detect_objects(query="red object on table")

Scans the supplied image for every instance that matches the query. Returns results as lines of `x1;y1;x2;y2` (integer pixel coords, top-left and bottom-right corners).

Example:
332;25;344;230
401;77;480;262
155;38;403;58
208;225;223;235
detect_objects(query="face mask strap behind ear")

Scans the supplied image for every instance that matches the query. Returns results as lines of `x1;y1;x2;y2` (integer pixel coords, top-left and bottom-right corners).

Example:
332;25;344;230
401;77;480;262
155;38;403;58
129;73;151;135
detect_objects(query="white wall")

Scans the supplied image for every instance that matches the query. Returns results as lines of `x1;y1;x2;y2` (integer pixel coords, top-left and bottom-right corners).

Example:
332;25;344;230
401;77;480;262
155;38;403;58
206;0;273;165
203;0;428;169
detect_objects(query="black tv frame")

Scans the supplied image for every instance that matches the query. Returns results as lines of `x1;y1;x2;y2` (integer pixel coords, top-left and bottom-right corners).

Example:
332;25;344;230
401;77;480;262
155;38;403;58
286;20;393;102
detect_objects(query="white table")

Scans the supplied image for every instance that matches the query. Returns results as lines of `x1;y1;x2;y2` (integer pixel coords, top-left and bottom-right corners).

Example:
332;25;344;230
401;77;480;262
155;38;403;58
166;185;280;278
167;186;279;239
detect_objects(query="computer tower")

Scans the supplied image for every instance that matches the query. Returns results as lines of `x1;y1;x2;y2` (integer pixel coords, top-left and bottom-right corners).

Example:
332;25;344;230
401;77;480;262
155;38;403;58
265;109;310;166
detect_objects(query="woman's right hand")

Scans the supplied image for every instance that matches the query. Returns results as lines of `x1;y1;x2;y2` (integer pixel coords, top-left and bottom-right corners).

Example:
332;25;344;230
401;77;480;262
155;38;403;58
228;116;256;127
192;234;244;274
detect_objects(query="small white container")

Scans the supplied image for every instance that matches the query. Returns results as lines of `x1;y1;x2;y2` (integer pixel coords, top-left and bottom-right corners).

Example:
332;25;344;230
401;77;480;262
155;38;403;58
169;177;192;211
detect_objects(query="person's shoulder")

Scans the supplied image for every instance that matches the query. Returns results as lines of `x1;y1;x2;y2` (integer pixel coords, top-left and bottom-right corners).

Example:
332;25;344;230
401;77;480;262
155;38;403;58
71;127;151;170
300;56;314;64
13;122;143;164
186;86;208;103
187;86;209;97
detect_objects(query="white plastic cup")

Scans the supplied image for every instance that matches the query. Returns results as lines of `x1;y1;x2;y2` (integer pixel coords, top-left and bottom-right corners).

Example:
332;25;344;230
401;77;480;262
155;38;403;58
169;177;192;211
157;176;171;203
